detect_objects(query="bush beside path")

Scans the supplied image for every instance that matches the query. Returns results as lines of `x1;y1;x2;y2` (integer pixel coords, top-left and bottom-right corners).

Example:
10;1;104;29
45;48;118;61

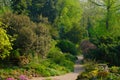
30;55;84;80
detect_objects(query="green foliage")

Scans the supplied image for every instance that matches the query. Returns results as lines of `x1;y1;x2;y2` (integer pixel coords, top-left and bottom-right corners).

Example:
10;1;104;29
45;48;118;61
2;13;36;54
88;35;120;66
107;73;120;80
76;61;120;80
24;59;70;77
47;47;65;64
55;0;82;29
28;0;47;22
11;49;20;58
47;46;74;72
33;19;51;58
0;67;32;79
109;66;120;73
55;0;82;40
2;13;52;58
0;6;11;15
0;0;11;14
11;0;31;15
41;0;57;23
56;40;77;55
64;25;85;44
0;22;12;59
64;53;77;62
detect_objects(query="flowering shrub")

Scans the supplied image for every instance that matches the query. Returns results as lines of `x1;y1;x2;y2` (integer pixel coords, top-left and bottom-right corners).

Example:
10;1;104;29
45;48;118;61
19;75;28;80
6;77;15;80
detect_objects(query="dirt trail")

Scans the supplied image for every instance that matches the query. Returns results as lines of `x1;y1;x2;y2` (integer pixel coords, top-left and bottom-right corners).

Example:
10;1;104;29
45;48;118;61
30;55;84;80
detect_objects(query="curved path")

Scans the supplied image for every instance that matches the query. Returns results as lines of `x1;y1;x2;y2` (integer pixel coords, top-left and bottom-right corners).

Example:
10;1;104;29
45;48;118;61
30;55;84;80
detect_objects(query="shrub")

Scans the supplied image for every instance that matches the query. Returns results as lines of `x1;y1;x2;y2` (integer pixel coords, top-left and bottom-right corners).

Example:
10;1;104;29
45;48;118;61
60;60;74;72
64;53;77;62
19;75;28;80
77;60;110;80
0;25;12;59
107;73;120;80
56;40;77;55
18;56;30;66
97;71;109;78
47;47;65;64
87;35;120;66
24;58;71;77
109;66;120;73
6;77;15;80
47;47;74;72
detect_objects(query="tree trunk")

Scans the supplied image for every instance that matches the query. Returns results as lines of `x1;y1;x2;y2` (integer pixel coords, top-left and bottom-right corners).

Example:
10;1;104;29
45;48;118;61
106;0;110;29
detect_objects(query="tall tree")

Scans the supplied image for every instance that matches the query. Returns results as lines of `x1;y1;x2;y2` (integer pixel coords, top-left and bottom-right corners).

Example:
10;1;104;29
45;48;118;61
42;0;57;23
80;0;105;37
89;0;120;29
28;0;47;22
33;16;51;58
11;0;31;15
54;0;83;43
28;0;57;23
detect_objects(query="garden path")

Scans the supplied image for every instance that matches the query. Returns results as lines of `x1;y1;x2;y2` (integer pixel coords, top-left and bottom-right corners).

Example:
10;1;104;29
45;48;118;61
30;55;84;80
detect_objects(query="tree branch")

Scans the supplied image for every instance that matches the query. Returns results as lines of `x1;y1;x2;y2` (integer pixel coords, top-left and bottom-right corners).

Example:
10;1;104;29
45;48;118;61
88;0;106;6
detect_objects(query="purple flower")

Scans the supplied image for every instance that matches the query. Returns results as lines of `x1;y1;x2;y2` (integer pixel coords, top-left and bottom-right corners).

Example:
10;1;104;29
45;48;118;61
19;75;28;80
6;78;15;80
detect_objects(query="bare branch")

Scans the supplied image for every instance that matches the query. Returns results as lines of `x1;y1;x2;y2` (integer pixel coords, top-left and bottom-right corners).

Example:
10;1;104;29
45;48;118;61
88;0;106;6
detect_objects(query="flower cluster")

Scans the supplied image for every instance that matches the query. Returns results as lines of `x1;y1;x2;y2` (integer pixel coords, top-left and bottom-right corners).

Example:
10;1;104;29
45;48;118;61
6;75;28;80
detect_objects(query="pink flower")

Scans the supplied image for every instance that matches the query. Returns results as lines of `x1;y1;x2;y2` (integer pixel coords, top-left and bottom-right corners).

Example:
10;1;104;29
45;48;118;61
6;78;15;80
19;75;28;80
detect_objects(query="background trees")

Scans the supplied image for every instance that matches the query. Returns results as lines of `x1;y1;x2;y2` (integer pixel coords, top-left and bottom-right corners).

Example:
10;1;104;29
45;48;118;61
1;0;120;79
89;0;120;30
80;0;120;66
11;0;31;15
54;0;84;44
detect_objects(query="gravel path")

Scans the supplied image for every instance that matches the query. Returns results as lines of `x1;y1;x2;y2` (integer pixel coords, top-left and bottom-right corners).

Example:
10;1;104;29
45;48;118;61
30;56;84;80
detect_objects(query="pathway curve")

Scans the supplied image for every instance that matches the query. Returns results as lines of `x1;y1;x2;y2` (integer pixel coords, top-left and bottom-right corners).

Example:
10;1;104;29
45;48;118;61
30;55;84;80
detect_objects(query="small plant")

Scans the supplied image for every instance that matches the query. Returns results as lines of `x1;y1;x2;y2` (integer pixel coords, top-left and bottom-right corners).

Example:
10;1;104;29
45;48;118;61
19;75;28;80
109;66;120;73
6;77;15;80
56;40;77;55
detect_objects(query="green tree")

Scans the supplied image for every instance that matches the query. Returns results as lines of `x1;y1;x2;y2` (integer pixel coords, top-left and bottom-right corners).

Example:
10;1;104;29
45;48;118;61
65;25;85;44
0;22;12;59
33;17;51;58
81;0;120;38
55;0;82;31
28;0;57;23
2;13;36;54
80;1;104;37
56;40;77;55
41;0;57;23
11;0;31;15
54;0;83;42
89;0;120;29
